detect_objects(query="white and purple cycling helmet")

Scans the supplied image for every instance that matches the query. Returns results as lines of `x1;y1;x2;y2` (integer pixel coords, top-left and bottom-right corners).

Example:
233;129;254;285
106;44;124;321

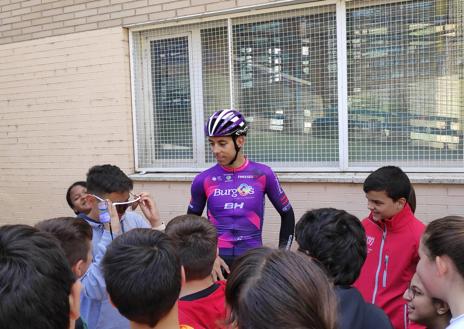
205;109;248;137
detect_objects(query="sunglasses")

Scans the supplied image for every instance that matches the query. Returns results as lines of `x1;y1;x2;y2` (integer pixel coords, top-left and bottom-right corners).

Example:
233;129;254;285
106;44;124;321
91;193;141;215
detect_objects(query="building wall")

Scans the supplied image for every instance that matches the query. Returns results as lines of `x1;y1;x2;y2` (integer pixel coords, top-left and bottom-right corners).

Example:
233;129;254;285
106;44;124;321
0;0;284;45
0;26;135;224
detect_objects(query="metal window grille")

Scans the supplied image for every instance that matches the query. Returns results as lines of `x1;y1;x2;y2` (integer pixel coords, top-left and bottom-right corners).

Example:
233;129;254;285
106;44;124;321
131;0;464;172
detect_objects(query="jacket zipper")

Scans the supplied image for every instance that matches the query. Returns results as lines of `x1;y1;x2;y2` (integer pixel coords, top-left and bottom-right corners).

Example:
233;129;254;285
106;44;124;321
372;227;387;304
382;254;389;288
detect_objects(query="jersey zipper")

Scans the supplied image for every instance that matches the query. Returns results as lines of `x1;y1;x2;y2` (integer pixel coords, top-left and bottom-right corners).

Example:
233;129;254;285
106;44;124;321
382;254;389;288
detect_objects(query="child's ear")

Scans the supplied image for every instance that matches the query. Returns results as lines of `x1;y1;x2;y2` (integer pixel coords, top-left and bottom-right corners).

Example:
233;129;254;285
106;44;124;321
69;280;81;321
72;259;85;278
434;298;450;316
397;197;407;209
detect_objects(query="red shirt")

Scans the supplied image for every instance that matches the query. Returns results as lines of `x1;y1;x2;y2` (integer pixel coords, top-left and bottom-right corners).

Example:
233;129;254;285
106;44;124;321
179;281;226;329
354;204;425;329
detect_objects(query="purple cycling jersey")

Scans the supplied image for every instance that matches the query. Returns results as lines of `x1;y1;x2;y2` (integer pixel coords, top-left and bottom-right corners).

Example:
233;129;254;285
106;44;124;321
188;158;292;258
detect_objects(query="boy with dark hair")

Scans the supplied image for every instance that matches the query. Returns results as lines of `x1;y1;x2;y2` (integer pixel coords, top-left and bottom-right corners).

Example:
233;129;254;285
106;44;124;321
296;208;392;329
353;166;425;329
165;214;226;329
79;164;164;329
36;217;93;329
102;229;192;329
0;224;81;329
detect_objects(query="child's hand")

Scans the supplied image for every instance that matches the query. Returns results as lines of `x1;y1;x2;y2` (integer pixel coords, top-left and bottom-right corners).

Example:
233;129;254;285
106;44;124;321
135;192;162;228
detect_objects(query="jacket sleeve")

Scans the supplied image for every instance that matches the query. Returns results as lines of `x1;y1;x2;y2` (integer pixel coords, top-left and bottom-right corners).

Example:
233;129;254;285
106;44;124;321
80;230;113;301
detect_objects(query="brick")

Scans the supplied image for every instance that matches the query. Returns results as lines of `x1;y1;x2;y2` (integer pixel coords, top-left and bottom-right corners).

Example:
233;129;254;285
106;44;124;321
162;0;189;10
0;11;11;19
74;22;97;31
2;28;21;36
63;4;86;13
12;20;31;29
30;3;53;13
63;17;86;26
2;3;20;12
41;21;64;30
191;0;220;5
122;14;148;25
206;1;237;11
123;0;147;10
74;8;98;17
32;30;53;38
109;9;134;19
86;13;109;22
12;33;31;42
42;8;64;17
51;26;75;35
11;7;31;16
86;0;111;9
22;24;41;33
0;0;10;6
135;4;161;15
176;5;205;16
21;11;41;20
96;17;121;27
52;12;75;22
0;36;13;43
52;0;74;8
31;16;53;25
97;4;121;14
148;9;174;20
20;0;41;7
0;23;11;32
2;15;21;24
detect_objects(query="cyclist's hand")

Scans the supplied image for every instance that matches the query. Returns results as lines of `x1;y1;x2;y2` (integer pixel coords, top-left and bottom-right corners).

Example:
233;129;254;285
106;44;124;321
211;256;230;281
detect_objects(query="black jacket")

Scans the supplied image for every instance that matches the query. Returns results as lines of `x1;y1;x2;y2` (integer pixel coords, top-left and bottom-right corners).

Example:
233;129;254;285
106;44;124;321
336;286;393;329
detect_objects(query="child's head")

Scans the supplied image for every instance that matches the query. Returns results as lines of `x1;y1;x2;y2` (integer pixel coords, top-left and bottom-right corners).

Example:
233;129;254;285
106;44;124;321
226;247;337;329
0;224;80;329
295;208;366;286
85;164;134;218
35;217;93;278
66;181;91;215
363;166;415;221
403;273;451;327
416;216;464;301
102;229;181;327
165;214;217;281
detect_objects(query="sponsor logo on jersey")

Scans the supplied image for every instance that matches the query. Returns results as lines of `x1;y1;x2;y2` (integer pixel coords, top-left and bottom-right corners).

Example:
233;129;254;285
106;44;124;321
238;175;255;179
212;184;255;198
225;175;232;182
224;202;244;209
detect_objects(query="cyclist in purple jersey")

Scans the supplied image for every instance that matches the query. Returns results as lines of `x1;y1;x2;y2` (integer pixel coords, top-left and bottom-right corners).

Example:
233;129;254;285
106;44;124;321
188;109;295;269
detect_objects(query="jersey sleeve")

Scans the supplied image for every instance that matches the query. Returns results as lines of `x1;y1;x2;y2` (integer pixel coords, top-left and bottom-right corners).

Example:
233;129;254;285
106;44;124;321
264;168;292;215
187;173;207;216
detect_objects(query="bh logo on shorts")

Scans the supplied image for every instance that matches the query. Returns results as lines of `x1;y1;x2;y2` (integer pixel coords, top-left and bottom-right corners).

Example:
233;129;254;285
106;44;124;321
237;183;254;196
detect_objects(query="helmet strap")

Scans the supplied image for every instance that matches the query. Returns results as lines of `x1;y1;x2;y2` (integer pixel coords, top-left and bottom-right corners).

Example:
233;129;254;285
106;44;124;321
228;135;241;166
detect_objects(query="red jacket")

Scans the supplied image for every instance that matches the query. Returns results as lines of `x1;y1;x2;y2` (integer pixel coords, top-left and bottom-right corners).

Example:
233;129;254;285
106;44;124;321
354;204;425;329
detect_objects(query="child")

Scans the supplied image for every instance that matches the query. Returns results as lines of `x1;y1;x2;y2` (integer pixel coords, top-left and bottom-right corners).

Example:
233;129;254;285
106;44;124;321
403;273;451;329
416;216;464;329
102;229;193;329
0;225;81;329
225;247;337;329
66;181;91;215
79;164;163;329
165;214;226;329
354;166;425;329
295;208;393;329
36;217;93;329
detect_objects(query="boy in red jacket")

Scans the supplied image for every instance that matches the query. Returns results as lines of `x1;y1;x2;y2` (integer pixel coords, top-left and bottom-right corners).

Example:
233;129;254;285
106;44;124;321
354;166;425;329
166;215;227;329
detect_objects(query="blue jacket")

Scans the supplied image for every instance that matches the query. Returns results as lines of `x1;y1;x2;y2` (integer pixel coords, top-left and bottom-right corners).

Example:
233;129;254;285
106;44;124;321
78;212;150;329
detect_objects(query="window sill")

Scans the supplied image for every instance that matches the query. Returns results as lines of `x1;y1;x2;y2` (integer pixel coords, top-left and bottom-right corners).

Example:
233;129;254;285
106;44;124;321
130;172;464;184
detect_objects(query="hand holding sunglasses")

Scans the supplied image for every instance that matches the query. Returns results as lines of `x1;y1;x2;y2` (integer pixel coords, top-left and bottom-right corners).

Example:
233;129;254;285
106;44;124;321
131;192;162;228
